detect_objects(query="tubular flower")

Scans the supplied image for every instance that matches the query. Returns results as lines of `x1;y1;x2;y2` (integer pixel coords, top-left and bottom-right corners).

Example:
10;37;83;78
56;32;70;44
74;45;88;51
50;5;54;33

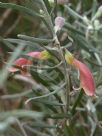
9;50;50;73
27;50;50;60
65;50;95;96
8;58;32;73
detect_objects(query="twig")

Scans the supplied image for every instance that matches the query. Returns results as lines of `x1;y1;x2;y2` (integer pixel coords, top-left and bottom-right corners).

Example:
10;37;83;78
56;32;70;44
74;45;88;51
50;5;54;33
25;82;66;104
54;36;71;113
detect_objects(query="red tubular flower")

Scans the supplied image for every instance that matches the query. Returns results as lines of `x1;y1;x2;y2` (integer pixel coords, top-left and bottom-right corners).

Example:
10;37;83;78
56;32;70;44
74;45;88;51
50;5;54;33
73;59;95;96
65;50;95;96
8;58;32;73
27;50;50;60
9;50;50;73
8;52;41;73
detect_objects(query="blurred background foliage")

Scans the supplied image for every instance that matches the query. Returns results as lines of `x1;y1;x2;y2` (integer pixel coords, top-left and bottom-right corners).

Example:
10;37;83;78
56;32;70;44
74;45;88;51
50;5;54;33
0;0;102;136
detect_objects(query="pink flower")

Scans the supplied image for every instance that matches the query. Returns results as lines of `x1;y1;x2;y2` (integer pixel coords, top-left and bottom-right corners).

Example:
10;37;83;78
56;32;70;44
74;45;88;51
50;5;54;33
73;59;95;96
8;58;32;73
65;50;95;96
8;52;41;73
27;50;50;60
9;50;50;73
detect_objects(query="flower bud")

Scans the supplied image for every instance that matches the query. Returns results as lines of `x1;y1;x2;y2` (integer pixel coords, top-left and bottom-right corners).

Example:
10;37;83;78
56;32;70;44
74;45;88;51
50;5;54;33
54;16;65;33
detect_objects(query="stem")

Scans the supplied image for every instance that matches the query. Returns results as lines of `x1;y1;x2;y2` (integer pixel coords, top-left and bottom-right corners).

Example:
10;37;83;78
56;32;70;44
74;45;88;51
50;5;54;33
54;36;71;113
71;90;83;115
25;82;66;104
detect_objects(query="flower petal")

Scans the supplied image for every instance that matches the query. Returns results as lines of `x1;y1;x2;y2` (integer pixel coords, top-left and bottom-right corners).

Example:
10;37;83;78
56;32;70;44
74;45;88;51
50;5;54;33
9;58;32;73
65;50;74;64
14;58;29;66
27;51;41;58
73;59;95;96
65;50;95;96
27;51;50;59
8;67;19;72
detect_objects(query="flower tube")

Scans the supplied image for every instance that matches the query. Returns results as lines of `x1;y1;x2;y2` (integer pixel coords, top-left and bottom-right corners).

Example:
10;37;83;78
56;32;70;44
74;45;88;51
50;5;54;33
9;50;50;73
8;58;32;73
65;50;95;96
